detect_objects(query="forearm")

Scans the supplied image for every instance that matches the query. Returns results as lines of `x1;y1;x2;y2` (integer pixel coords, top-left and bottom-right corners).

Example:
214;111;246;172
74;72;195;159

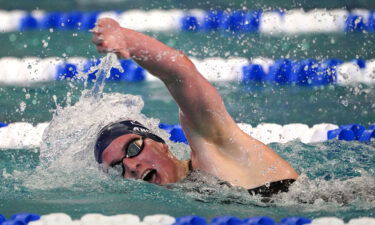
121;28;195;83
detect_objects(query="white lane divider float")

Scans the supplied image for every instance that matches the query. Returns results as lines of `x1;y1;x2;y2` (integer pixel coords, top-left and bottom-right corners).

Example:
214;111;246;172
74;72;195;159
0;57;375;85
310;217;345;225
28;213;175;225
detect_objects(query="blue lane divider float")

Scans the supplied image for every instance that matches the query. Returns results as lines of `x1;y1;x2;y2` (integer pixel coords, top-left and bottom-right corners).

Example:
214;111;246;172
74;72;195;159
0;213;40;225
211;216;243;225
174;215;311;225
346;14;367;32
328;124;375;142
159;123;188;144
242;58;346;86
279;217;312;225
242;216;275;225
1;9;375;33
174;215;207;225
0;123;8;128
56;59;146;82
181;10;261;32
20;11;99;31
0;214;6;224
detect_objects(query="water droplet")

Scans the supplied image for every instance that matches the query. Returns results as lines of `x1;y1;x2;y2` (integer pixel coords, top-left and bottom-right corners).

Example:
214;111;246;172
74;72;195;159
9;34;17;42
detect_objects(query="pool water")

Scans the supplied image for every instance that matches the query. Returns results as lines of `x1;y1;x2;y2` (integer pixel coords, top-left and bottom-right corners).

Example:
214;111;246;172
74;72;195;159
1;31;375;60
0;72;374;221
0;133;374;220
1;81;375;126
1;0;375;222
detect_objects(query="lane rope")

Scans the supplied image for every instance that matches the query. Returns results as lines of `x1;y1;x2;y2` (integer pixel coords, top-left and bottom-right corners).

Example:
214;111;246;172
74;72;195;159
0;57;374;85
1;212;374;225
0;122;374;149
1;9;375;34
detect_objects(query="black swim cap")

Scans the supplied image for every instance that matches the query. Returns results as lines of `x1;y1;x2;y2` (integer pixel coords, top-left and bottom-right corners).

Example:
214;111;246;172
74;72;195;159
94;120;165;163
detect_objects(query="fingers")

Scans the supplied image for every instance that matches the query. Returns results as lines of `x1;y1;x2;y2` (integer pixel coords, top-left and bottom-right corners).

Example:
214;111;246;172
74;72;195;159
92;18;120;34
91;18;126;56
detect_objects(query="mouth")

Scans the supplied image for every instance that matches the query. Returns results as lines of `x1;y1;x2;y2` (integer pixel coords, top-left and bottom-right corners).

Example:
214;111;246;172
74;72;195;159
141;169;157;183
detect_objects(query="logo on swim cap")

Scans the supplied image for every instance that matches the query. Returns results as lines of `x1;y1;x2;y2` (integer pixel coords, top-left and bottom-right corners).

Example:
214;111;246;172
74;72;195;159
94;120;165;163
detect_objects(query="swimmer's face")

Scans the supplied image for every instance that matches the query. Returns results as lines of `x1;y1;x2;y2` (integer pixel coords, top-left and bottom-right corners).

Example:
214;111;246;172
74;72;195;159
101;134;184;184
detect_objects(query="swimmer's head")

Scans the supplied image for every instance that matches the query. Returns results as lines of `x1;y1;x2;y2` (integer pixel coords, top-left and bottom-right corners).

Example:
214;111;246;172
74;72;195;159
95;120;165;163
95;120;188;184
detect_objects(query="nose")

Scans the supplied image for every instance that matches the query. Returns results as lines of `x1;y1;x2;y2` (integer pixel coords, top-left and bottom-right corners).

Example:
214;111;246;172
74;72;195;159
122;158;141;178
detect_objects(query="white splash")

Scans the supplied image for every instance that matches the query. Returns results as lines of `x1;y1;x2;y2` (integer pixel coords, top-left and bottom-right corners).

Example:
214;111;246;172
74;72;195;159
19;53;189;190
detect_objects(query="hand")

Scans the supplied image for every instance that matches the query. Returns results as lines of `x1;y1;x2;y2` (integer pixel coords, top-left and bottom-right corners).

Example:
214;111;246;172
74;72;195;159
91;18;131;58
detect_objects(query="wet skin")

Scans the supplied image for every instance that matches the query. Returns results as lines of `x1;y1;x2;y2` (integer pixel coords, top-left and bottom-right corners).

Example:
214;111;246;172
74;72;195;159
101;133;188;184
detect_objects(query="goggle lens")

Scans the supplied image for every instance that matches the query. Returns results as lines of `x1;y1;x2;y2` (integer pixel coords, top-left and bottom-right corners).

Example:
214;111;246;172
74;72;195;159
126;140;143;158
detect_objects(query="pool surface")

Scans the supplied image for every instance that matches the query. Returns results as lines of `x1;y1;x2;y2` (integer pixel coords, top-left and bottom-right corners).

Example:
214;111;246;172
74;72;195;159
0;0;375;223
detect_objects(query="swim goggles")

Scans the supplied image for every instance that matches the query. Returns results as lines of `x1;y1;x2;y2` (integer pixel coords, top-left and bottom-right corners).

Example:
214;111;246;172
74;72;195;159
95;120;165;164
124;138;145;158
103;138;144;176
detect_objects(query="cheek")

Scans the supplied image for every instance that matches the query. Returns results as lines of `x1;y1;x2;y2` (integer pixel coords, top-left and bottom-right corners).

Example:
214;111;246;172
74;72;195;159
146;153;175;171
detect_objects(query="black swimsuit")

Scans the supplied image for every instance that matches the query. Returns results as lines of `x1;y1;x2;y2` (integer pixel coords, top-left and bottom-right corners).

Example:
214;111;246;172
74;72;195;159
247;179;295;197
187;160;295;198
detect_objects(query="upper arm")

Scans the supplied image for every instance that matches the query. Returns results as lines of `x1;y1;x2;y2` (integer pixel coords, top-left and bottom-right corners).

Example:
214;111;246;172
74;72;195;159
118;28;238;142
157;56;238;143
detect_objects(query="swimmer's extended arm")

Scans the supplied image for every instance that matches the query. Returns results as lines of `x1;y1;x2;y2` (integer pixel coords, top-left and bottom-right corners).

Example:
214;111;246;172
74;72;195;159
92;18;237;142
93;18;299;187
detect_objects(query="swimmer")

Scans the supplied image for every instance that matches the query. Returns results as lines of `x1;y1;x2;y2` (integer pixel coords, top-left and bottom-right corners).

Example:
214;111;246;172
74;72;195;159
92;18;298;197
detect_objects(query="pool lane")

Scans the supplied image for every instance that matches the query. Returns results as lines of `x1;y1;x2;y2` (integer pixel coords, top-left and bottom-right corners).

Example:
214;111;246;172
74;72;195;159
0;31;374;60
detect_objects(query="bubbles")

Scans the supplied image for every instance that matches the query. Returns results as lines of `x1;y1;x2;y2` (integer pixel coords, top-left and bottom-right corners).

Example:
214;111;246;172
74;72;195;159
42;39;48;48
9;34;17;42
19;101;26;112
341;98;349;107
275;174;375;209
